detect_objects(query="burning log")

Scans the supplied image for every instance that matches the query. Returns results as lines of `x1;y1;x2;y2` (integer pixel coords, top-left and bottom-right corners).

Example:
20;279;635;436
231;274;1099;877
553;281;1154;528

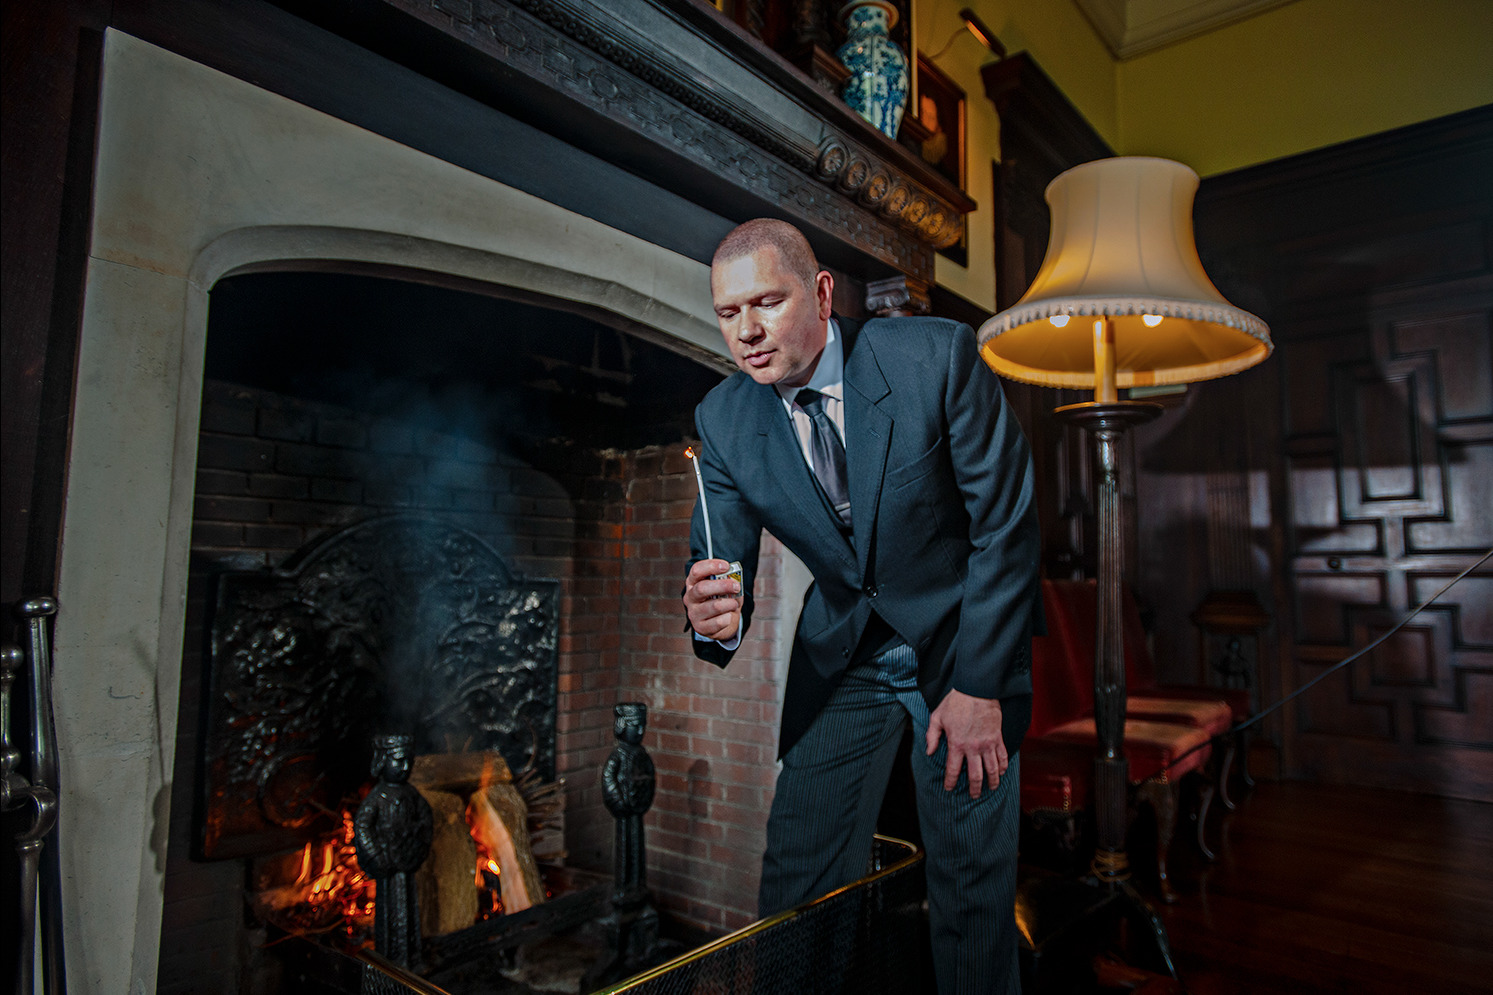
469;783;546;914
412;751;511;793
412;750;567;868
515;766;568;864
403;751;556;932
249;743;577;955
415;788;479;937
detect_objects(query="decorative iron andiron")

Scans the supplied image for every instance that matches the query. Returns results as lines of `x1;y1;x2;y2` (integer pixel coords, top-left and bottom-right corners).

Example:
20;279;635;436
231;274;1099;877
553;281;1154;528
587;702;664;987
354;733;433;969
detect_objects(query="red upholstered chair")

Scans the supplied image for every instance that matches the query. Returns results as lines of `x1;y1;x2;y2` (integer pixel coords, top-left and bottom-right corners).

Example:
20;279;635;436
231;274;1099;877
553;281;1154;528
1023;580;1219;902
1122;598;1254;811
1019;627;1097;859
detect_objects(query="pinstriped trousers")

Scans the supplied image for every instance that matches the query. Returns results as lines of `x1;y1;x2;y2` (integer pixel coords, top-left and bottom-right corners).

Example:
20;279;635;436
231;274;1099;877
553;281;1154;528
759;644;1022;995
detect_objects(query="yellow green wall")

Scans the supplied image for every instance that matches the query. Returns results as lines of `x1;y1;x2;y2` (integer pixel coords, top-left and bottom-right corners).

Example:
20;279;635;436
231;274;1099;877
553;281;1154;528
917;0;1493;311
914;0;1119;310
1117;0;1493;176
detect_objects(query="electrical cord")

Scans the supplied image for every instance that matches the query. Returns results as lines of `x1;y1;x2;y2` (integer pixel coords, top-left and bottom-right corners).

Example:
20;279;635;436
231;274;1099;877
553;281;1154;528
925;25;968;62
1139;545;1493;784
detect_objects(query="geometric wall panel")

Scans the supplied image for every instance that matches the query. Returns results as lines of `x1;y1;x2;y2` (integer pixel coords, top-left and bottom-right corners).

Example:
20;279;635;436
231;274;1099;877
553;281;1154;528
1407;441;1493;552
1418;671;1493;749
1365;622;1438;688
1335;353;1443;519
1282;298;1493;795
1295;660;1394;740
1392;311;1493;421
1294;572;1383;644
1287;453;1381;554
1411;573;1493;646
1284;335;1365;435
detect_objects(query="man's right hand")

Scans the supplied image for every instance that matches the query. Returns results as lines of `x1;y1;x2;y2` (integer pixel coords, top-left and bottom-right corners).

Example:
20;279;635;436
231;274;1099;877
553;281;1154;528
683;559;742;642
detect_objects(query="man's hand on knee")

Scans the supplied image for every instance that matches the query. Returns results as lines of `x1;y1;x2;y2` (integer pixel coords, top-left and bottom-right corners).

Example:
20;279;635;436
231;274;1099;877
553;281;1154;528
926;690;1008;799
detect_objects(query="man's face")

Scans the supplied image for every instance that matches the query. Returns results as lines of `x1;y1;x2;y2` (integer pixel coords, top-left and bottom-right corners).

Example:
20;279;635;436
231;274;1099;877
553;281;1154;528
711;246;834;388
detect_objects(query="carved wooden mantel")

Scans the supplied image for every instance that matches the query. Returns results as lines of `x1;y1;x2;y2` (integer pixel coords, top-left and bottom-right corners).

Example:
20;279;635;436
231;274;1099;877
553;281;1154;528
358;0;975;284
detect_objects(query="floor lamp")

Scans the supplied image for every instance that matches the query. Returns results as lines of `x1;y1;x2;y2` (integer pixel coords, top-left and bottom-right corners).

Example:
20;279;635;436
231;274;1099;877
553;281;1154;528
978;157;1272;968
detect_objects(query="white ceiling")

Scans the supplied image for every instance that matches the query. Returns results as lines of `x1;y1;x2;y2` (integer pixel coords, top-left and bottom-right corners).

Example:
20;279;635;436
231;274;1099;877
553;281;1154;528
1075;0;1300;59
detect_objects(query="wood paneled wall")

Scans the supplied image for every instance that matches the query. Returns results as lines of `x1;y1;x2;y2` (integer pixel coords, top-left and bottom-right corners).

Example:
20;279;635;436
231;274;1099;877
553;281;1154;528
1151;107;1493;801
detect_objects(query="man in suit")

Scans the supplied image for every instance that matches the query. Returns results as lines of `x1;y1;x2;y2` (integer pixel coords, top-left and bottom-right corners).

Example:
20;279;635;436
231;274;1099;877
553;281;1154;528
682;219;1040;994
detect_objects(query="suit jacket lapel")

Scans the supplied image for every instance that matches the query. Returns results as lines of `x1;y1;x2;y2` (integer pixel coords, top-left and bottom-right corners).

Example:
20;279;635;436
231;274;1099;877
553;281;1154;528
839;317;892;573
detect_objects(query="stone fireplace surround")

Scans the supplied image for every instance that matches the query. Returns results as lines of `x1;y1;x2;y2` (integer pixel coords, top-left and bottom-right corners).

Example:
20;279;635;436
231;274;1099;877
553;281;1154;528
56;30;811;993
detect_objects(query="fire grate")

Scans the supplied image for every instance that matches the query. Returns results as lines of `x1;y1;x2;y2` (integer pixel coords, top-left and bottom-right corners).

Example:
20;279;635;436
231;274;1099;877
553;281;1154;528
196;514;559;860
594;835;926;995
302;835;925;995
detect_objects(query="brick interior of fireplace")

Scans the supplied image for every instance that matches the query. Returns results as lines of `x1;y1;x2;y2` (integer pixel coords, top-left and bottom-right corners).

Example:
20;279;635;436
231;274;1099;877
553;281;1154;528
158;272;790;993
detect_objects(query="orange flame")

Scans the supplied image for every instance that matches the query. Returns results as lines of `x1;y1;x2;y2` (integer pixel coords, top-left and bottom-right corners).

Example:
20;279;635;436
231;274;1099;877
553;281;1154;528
469;809;506;919
685;446;696;459
285;807;376;932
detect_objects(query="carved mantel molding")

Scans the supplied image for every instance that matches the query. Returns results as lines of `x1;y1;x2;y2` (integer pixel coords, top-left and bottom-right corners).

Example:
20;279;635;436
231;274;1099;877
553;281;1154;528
377;0;974;280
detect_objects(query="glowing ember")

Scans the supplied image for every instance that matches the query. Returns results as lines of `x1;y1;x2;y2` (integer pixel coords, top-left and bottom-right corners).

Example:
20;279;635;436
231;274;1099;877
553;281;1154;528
268;804;376;939
472;835;505;919
255;754;567;940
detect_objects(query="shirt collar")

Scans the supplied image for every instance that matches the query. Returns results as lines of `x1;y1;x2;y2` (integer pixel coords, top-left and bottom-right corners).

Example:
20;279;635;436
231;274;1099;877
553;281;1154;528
776;318;843;405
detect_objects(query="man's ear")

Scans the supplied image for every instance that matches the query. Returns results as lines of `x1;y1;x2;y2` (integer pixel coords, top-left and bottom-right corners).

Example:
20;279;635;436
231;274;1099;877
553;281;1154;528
815;270;834;319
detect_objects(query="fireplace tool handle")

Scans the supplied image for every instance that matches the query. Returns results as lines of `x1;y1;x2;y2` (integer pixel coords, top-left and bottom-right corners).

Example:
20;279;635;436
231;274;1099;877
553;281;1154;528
5;596;64;995
3;642;57;995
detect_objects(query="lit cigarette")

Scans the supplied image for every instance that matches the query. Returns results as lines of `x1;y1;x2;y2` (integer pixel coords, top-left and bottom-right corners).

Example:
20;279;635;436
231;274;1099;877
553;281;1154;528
685;446;714;560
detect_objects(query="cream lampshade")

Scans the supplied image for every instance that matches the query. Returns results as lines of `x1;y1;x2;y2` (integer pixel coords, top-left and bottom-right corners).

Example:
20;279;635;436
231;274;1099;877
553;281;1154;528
978;156;1271;397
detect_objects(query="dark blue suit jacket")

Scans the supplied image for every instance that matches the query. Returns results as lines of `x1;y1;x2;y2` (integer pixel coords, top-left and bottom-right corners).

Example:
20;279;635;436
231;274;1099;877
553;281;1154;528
689;315;1042;759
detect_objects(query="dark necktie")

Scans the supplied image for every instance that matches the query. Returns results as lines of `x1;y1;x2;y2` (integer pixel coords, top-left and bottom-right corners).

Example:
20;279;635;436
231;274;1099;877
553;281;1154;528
797;389;852;529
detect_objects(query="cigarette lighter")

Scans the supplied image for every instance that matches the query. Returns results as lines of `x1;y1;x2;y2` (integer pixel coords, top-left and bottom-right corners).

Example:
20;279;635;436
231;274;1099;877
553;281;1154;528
713;561;744;589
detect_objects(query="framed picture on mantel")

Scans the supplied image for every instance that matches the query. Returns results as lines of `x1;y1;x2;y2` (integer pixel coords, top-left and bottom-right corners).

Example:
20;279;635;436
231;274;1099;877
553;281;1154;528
915;54;965;191
915;54;968;265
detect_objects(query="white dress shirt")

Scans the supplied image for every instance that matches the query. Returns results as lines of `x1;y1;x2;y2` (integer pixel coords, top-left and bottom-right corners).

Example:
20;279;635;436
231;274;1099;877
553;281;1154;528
776;318;847;463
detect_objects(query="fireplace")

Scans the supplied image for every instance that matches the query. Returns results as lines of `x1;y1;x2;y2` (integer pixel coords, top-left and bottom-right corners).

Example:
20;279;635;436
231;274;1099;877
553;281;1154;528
53;31;807;992
47;3;959;987
156;264;761;987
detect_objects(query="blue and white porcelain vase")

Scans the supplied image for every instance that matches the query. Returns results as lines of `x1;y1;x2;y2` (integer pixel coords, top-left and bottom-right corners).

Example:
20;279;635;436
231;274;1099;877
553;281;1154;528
836;1;909;139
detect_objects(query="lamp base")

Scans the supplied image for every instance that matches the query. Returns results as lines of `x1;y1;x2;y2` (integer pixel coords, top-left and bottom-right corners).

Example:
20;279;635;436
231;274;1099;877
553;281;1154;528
1016;868;1180;984
1090;847;1130;883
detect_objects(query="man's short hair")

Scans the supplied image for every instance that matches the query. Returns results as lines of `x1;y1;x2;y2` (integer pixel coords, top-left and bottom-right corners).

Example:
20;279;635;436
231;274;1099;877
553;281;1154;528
712;219;821;288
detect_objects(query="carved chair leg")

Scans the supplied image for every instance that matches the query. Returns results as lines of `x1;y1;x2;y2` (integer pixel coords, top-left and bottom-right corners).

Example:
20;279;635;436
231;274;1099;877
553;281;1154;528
1194;775;1217;862
1218;739;1238;813
1135;780;1180;905
1238;728;1255;788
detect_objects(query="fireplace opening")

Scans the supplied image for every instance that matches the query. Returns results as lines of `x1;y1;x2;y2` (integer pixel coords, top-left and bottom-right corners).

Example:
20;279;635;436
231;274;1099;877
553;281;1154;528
157;267;742;993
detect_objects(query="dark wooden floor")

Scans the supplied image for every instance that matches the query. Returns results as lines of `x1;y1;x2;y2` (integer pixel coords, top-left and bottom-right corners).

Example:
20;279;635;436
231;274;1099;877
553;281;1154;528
1155;781;1493;995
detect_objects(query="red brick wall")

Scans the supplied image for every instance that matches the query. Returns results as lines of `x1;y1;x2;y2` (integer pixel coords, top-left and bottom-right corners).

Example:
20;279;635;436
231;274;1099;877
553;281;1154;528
611;447;788;932
162;380;786;992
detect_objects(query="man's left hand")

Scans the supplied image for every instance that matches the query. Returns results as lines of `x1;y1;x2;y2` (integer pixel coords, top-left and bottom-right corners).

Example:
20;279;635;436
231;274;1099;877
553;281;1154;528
926;690;1008;799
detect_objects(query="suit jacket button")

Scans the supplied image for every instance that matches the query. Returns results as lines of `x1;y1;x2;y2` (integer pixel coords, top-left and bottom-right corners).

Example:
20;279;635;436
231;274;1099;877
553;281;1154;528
863;584;878;598
841;648;850;658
